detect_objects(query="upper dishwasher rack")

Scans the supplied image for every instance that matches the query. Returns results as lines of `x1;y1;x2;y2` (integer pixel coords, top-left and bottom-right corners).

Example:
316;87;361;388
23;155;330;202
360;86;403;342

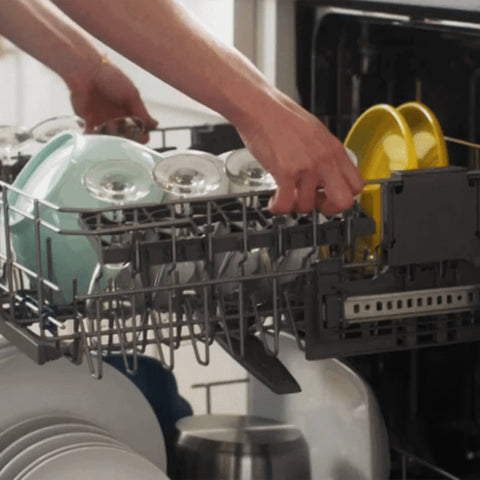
0;174;373;384
1;125;480;393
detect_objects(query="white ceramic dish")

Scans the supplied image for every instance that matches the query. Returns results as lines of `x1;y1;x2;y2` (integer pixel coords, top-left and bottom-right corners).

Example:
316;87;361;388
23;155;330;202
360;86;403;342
0;416;90;452
0;422;111;470
1;431;126;480
16;441;133;480
20;444;168;480
150;260;197;309
0;348;166;471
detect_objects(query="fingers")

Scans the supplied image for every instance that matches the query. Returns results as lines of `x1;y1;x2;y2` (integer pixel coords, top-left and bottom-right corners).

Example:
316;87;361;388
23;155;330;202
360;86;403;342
136;114;158;144
268;176;297;214
335;146;364;196
315;173;356;216
268;147;363;216
295;172;318;213
231;98;365;216
126;93;158;143
82;114;97;133
145;115;159;131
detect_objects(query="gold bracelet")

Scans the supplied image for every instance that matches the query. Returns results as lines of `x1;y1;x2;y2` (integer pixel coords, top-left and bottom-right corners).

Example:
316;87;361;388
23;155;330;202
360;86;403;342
88;53;109;81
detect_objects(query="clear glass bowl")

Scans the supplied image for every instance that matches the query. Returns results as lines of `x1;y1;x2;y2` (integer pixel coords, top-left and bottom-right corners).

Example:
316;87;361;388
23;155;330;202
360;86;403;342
92;116;144;141
224;148;276;193
83;159;153;204
153;150;226;199
30;115;85;143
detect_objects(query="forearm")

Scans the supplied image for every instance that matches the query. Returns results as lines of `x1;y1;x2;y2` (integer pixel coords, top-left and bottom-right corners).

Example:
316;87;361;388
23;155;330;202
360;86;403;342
0;0;102;90
51;0;278;127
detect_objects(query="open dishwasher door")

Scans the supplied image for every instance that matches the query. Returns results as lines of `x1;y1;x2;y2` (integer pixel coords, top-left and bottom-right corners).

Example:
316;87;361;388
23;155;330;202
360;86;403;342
248;332;390;480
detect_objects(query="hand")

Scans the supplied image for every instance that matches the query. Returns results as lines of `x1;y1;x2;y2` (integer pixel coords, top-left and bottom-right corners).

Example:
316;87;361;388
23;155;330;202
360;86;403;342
69;60;158;143
235;91;364;215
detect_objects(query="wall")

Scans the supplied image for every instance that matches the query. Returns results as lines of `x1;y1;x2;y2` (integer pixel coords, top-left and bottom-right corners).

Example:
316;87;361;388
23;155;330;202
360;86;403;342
0;0;234;128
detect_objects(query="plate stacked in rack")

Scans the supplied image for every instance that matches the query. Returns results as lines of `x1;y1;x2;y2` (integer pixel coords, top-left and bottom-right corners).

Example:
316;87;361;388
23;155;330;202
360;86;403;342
0;340;169;479
345;101;449;258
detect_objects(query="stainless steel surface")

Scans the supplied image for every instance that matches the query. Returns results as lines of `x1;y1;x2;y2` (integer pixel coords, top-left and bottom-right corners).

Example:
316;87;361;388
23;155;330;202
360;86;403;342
315;6;480;31
321;0;480;11
394;447;460;480
444;136;480;150
174;414;311;480
344;285;480;323
248;333;390;480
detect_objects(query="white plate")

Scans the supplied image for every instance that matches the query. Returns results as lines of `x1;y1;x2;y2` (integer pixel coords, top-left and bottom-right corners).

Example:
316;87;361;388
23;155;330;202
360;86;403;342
0;416;90;452
20;444;168;480
16;441;133;480
0;348;166;471
0;421;111;470
2;431;126;480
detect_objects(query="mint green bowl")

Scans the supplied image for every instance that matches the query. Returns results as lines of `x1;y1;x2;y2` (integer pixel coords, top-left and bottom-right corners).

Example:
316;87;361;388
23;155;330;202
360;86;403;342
8;132;166;305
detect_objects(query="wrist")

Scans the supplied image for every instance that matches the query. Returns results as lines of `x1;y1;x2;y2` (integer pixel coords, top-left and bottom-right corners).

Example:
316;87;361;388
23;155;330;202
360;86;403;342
226;82;293;137
223;80;278;127
63;51;107;92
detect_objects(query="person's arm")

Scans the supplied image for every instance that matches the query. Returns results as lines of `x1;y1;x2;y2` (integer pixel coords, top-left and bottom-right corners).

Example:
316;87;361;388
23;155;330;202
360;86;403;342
50;0;364;215
0;0;157;141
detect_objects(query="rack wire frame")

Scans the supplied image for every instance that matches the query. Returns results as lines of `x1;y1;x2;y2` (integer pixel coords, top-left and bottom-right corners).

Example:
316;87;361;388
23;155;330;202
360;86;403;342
1;128;480;381
0;167;374;377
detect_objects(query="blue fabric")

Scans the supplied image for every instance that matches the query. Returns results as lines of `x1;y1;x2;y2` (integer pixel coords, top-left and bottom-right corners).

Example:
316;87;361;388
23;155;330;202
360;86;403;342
105;354;193;475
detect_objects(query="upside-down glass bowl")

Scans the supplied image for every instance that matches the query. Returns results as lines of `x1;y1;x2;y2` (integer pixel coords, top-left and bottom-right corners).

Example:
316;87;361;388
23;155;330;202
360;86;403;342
223;148;276;193
153;149;229;200
7;132;166;305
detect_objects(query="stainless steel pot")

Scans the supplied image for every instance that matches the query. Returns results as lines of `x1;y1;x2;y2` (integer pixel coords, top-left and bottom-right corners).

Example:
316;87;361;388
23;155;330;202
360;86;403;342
173;414;311;480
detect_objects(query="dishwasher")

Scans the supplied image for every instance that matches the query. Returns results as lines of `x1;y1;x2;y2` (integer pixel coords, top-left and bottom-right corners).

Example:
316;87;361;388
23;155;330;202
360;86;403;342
260;1;480;479
1;2;480;479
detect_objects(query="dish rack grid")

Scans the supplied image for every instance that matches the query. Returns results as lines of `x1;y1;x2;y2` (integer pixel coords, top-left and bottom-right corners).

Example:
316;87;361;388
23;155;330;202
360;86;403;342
0;176;374;378
0;129;480;381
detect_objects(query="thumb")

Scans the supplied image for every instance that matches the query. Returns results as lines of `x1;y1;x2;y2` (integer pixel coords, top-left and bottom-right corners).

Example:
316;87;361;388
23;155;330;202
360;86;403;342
127;96;157;131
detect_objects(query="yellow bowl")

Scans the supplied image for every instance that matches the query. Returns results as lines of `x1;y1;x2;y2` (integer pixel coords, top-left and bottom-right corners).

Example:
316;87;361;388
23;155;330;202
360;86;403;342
345;104;418;256
397;101;449;168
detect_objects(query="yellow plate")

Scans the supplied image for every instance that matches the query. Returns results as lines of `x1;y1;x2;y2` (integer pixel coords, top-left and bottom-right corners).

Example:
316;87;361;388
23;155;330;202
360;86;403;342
397;101;449;168
345;103;418;180
344;104;418;256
